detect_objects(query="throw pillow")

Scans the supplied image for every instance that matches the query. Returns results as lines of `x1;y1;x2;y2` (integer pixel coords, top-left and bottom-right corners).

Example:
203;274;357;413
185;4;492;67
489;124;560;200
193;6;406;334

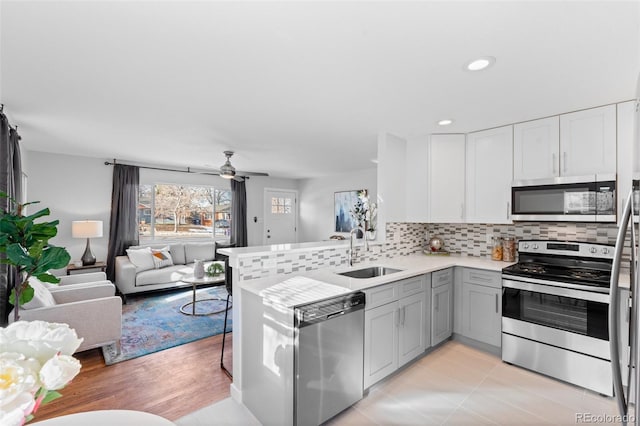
126;247;156;272
151;247;174;269
21;278;57;310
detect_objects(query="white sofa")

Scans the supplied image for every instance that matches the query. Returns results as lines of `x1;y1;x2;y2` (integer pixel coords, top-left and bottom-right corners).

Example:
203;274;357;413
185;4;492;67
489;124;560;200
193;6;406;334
115;242;221;299
10;272;122;353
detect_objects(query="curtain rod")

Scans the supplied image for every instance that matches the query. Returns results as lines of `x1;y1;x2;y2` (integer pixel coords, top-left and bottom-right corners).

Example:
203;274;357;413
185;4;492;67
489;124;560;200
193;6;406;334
103;159;250;179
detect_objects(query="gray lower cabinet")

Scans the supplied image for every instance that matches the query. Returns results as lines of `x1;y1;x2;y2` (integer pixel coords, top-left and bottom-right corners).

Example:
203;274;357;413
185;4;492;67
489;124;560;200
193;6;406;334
363;275;427;389
431;269;453;346
459;268;502;347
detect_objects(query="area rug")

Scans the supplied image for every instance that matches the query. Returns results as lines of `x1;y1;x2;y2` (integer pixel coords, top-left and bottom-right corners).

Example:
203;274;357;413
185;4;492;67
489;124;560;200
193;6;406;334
102;286;232;365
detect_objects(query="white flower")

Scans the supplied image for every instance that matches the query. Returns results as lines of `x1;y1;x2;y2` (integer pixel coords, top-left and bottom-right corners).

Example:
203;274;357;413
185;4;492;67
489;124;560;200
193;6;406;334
0;391;35;426
0;353;39;425
39;354;81;391
0;321;83;364
0;352;39;405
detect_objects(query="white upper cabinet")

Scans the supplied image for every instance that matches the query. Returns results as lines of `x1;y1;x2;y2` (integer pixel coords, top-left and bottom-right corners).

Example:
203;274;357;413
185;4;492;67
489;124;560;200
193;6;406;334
405;136;430;223
559;105;616;176
513;116;560;180
428;134;466;223
617;101;636;221
466;126;513;224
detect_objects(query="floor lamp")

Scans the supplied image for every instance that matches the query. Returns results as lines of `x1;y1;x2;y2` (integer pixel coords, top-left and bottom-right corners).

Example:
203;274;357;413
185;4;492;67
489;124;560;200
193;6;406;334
72;220;103;266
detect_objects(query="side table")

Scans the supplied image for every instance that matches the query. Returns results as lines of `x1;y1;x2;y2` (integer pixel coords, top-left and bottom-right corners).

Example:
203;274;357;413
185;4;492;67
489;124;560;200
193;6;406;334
66;261;107;275
180;274;230;316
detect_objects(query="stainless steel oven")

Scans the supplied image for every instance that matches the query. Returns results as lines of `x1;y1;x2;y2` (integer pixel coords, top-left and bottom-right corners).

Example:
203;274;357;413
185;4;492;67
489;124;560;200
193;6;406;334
511;174;616;222
501;240;615;396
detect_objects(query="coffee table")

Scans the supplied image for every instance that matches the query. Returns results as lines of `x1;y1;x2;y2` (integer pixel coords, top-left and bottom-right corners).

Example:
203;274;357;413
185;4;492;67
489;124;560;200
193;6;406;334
180;274;228;316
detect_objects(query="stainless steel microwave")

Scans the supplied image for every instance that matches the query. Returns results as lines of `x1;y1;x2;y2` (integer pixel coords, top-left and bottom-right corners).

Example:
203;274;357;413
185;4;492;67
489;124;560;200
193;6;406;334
511;174;616;222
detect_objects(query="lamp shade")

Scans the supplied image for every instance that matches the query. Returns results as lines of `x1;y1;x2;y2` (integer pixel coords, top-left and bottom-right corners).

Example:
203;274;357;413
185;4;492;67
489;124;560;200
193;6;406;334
72;220;103;239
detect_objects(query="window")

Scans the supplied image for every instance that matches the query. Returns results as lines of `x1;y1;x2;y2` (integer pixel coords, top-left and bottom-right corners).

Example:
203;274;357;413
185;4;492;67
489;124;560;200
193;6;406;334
139;184;231;242
271;197;292;214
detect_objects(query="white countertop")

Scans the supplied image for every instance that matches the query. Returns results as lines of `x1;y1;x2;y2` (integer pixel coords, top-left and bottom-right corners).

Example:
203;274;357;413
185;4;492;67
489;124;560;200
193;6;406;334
217;239;381;258
241;254;513;302
241;253;632;303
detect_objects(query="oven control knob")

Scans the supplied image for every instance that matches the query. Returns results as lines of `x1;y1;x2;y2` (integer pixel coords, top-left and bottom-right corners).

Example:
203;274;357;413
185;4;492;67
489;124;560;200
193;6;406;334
590;247;597;254
523;243;529;249
602;248;609;255
532;244;539;250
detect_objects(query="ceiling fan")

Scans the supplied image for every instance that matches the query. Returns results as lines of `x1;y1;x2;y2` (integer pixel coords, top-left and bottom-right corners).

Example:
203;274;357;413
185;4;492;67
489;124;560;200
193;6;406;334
215;151;269;181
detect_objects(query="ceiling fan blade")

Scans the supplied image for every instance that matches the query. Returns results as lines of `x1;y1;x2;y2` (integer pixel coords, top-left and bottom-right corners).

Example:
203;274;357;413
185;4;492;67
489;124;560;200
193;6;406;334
235;171;269;177
232;176;245;182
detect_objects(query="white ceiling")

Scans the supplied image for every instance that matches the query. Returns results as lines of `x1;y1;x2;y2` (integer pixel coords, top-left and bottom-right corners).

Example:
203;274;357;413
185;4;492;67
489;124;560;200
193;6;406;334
1;1;639;179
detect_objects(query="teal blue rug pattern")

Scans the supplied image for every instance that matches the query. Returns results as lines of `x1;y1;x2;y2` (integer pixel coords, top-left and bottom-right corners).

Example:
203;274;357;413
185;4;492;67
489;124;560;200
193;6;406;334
102;286;232;365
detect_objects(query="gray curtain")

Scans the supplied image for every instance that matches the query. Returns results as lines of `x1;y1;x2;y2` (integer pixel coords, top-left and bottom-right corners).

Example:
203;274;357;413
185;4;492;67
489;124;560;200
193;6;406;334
230;179;247;247
106;164;139;282
0;115;22;324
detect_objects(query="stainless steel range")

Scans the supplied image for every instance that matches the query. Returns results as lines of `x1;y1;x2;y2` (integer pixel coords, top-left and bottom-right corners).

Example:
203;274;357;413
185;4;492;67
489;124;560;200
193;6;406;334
501;240;615;395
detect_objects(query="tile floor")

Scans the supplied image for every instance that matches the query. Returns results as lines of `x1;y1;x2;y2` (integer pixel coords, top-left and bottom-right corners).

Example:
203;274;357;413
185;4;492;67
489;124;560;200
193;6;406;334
177;340;627;425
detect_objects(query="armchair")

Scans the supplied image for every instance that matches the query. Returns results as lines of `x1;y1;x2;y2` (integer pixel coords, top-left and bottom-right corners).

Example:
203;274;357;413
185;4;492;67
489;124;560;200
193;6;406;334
9;272;122;353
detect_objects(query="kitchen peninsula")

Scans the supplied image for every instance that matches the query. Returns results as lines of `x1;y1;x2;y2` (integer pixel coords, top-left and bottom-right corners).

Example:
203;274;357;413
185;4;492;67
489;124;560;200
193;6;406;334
218;240;515;424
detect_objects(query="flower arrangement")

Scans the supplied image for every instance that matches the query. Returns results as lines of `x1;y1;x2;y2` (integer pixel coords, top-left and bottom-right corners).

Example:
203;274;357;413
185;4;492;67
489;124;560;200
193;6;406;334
0;321;83;426
350;190;377;232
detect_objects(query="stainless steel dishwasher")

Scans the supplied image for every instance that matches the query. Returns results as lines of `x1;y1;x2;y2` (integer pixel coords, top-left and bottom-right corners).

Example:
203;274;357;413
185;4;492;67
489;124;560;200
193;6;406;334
294;291;365;426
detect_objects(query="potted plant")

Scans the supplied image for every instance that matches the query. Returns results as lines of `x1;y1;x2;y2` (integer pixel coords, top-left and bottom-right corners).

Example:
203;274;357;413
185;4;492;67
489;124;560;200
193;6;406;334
0;193;71;322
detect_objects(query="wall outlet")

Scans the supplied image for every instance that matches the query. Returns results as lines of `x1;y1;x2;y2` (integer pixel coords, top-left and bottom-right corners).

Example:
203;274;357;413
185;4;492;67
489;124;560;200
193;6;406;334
262;258;277;269
486;234;493;245
394;232;401;242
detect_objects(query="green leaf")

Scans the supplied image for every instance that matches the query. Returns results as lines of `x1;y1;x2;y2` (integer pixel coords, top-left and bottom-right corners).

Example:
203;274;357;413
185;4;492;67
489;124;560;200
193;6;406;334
35;273;61;284
23;207;50;222
38;246;71;271
41;390;63;404
17;285;35;306
6;244;33;267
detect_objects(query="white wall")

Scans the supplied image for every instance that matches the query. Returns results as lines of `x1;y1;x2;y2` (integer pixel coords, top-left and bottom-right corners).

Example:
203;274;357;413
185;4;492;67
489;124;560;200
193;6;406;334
245;176;299;246
26;151;299;265
298;168;377;242
26;151;112;267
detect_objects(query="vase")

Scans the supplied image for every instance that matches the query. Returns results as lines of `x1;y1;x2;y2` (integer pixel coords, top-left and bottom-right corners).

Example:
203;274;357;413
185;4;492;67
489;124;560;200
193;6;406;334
367;230;376;240
193;259;205;278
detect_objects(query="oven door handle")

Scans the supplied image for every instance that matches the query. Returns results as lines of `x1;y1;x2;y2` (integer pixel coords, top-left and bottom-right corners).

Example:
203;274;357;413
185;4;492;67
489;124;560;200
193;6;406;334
502;279;610;304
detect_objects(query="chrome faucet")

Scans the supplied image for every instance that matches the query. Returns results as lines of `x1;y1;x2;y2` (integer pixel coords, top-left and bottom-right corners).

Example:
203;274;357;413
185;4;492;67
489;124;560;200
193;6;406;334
348;226;368;266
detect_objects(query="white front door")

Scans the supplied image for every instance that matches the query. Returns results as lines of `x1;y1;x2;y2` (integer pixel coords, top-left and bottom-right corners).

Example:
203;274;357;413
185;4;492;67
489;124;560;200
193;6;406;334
264;189;298;244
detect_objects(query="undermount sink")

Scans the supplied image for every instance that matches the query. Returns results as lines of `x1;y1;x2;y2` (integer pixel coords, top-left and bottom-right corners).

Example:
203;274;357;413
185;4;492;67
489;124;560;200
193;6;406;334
337;266;403;279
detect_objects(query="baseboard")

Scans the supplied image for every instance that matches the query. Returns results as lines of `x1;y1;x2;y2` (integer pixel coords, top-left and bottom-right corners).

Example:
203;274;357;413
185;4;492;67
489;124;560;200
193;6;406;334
230;383;242;404
452;333;501;356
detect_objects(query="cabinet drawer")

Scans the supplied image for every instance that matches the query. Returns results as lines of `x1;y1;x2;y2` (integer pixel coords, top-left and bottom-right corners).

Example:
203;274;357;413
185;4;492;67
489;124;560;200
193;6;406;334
432;268;453;288
364;283;399;310
398;275;426;298
463;268;501;289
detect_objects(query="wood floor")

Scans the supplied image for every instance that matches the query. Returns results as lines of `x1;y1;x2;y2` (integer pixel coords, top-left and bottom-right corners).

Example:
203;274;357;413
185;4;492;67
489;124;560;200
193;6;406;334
34;333;233;422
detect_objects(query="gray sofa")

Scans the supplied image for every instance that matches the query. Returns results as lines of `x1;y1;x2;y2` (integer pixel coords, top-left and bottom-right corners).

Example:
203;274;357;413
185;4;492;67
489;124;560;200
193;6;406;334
115;242;221;298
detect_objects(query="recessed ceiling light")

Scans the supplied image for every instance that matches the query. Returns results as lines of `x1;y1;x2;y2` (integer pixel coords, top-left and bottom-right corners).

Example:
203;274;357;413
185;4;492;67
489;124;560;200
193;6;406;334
437;119;453;126
465;56;496;71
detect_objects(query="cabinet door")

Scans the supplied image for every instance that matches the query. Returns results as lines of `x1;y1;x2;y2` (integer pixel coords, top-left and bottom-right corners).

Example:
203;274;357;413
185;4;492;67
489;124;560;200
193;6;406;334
559;105;616;176
429;134;466;223
461;283;501;347
431;282;452;346
513;116;560;180
617;101;636;223
398;292;426;367
363;301;399;389
466;126;513;224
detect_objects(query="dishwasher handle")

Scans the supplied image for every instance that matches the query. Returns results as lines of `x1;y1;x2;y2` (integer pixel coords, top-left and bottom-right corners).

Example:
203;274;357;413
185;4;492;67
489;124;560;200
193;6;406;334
296;291;366;328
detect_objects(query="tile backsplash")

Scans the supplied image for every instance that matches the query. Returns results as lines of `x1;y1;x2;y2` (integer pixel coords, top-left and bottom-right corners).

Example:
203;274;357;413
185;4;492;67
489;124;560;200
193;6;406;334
237;221;628;282
426;222;622;258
